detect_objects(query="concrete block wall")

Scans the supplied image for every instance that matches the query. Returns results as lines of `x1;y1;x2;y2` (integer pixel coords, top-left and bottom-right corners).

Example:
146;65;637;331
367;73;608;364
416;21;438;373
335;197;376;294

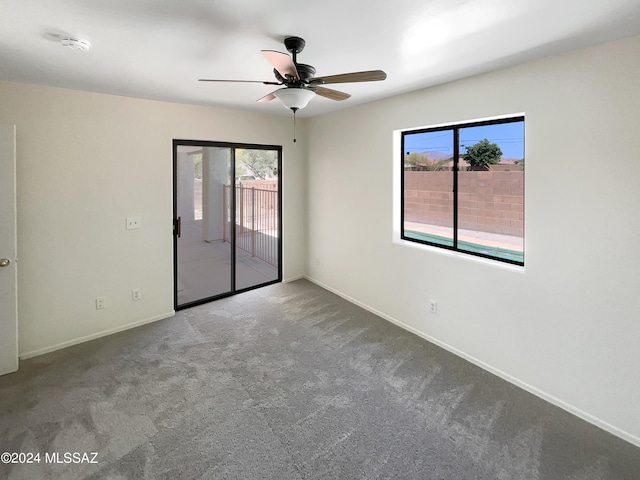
404;170;524;237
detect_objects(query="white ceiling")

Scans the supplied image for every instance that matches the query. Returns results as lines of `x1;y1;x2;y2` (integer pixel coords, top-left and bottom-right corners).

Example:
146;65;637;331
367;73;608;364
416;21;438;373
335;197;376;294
2;0;640;118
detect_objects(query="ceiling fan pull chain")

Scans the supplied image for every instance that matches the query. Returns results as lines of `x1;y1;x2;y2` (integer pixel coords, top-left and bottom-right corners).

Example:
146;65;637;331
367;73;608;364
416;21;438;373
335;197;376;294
292;107;298;143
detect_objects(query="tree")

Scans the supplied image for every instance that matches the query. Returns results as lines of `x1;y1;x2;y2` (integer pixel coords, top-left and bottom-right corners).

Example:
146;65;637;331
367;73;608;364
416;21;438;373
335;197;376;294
405;152;428;168
404;152;448;171
193;153;203;179
236;149;278;179
462;139;502;169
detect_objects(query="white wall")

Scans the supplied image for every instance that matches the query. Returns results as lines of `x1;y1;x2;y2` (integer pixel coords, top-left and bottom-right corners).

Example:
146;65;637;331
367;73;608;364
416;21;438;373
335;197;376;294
307;35;640;445
0;81;307;357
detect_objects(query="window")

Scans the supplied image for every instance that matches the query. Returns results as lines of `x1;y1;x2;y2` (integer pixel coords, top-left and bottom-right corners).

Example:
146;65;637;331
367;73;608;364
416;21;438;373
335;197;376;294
401;116;525;265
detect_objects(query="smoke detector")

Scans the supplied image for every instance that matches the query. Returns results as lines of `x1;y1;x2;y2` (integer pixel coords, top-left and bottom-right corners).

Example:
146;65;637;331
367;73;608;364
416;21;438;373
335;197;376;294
61;37;91;51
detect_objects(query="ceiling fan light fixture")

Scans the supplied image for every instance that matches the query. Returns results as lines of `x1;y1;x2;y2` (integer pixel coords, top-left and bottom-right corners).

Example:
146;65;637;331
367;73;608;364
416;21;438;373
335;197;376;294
273;87;315;110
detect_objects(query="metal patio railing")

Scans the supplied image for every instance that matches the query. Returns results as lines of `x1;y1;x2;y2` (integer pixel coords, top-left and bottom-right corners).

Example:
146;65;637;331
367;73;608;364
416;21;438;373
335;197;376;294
223;185;279;267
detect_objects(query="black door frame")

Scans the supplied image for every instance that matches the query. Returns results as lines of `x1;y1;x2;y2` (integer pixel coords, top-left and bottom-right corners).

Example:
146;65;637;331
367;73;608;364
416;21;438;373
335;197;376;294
172;139;283;310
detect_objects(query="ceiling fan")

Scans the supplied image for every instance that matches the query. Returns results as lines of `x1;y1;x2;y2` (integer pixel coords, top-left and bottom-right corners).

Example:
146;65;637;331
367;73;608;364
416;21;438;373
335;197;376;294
199;36;387;140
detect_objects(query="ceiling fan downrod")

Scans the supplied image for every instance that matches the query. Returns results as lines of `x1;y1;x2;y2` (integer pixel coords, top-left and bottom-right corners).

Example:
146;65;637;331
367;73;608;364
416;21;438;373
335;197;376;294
284;36;306;65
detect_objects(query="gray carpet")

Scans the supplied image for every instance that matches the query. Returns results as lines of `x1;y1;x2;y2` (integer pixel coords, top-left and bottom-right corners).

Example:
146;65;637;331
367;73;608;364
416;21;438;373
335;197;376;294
1;279;639;479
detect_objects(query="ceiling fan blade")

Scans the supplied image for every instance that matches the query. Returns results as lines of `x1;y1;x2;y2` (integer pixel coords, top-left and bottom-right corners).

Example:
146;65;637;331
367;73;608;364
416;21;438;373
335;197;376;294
261;50;299;80
198;79;281;85
309;70;387;85
257;92;277;103
314;86;351;101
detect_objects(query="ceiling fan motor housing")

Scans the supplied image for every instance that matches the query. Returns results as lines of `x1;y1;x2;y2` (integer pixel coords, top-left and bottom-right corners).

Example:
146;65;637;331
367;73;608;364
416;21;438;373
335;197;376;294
273;63;315;84
295;64;316;83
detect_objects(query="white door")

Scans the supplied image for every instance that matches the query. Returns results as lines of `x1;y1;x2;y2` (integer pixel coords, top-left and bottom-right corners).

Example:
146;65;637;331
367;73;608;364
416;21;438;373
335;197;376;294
0;124;18;376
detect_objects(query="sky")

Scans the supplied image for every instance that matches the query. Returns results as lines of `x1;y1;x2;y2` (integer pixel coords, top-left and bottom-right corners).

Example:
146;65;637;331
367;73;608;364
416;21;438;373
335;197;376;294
404;120;524;159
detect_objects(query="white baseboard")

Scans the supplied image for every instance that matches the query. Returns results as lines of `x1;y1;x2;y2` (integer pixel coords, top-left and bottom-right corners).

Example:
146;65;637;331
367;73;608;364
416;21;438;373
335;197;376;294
19;311;175;360
283;274;305;283
304;275;640;449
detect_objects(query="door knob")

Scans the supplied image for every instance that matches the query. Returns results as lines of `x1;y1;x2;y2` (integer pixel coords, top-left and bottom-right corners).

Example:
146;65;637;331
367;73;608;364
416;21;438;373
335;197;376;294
0;258;10;267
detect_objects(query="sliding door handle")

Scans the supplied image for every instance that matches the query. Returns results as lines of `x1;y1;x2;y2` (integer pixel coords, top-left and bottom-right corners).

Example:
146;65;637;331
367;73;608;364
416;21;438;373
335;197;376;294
175;217;181;238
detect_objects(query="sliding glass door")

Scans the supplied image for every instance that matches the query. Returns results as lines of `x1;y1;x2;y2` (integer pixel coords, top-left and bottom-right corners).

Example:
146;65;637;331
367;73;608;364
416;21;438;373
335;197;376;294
173;141;281;309
233;148;280;290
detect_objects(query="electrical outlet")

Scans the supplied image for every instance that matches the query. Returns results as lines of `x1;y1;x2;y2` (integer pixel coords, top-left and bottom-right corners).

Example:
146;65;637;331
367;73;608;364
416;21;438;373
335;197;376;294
96;297;106;310
429;300;437;314
132;289;141;301
126;217;141;230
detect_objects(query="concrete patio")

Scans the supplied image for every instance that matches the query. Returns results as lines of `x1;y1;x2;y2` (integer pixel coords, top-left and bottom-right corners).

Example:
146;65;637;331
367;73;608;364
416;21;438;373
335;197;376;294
177;220;278;306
